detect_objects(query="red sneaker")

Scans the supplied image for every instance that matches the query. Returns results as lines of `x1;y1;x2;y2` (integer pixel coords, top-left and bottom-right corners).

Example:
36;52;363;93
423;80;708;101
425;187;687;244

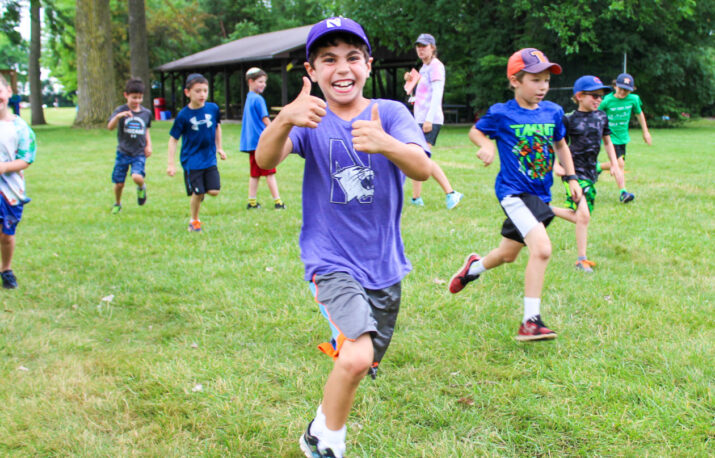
516;315;557;341
448;253;481;294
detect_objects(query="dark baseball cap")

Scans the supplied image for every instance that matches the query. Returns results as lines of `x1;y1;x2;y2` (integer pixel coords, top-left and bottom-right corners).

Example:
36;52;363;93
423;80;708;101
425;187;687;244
616;73;635;91
305;17;371;60
572;75;612;95
507;48;562;78
415;33;436;46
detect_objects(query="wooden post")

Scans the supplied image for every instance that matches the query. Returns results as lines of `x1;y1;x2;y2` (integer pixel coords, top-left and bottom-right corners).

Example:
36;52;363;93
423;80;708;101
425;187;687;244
224;67;231;119
281;59;288;106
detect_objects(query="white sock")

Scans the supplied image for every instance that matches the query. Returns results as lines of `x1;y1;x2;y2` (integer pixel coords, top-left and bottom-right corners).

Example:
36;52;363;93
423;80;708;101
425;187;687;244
321;424;346;446
467;259;487;276
310;405;326;436
523;297;541;323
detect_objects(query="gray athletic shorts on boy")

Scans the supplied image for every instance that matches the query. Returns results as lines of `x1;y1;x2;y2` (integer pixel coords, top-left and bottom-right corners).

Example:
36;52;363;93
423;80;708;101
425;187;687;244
500;193;554;244
309;271;401;368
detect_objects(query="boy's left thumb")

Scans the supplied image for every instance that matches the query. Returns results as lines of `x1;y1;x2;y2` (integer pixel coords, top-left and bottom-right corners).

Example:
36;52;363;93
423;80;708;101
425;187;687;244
371;103;380;121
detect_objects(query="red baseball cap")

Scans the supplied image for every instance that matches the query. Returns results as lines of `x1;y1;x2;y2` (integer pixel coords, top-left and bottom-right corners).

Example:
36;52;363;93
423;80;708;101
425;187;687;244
507;48;562;78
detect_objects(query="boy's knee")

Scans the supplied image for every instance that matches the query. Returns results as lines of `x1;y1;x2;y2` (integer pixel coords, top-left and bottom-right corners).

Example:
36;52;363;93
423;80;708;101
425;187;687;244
501;252;519;263
337;352;373;379
207;190;220;196
576;210;590;225
531;243;552;261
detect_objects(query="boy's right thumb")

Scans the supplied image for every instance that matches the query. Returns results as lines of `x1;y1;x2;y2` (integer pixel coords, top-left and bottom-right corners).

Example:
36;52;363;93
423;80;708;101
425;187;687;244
300;77;312;95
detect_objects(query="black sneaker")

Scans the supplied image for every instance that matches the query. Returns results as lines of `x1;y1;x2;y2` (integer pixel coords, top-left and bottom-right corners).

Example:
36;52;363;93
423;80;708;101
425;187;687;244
620;191;635;203
1;269;18;289
299;420;339;458
275;201;286;210
448;253;481;294
137;186;147;206
247;202;261;210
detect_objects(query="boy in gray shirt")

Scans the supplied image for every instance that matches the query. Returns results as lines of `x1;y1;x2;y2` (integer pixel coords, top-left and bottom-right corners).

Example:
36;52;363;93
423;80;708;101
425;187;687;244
107;78;153;214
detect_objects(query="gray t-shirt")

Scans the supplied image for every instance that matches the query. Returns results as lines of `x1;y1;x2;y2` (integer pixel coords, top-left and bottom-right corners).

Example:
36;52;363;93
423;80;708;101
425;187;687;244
110;104;152;156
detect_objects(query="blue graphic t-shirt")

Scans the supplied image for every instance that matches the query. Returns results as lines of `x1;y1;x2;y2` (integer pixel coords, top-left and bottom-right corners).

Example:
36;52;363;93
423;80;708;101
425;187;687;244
240;91;269;152
289;99;429;289
169;102;221;171
476;99;566;202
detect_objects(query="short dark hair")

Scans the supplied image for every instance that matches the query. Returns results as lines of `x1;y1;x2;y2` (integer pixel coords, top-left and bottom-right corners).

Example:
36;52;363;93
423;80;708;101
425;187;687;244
125;77;145;94
307;32;370;67
185;73;208;89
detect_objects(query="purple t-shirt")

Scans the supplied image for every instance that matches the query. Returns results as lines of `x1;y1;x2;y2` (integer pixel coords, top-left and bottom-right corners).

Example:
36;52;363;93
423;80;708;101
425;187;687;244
289;99;429;289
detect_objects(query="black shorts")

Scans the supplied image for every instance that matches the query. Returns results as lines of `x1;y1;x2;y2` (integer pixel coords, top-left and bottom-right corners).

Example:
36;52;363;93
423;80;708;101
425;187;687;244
500;193;554;244
419;123;442;146
614;144;626;159
184;166;220;196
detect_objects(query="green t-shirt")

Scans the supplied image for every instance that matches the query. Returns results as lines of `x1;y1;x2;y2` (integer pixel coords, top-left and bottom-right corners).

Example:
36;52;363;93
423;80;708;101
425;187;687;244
598;92;643;145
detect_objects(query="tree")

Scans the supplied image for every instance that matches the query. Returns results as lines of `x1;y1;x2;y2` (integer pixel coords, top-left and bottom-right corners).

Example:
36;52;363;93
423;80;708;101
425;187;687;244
128;0;151;108
74;0;117;127
29;0;46;125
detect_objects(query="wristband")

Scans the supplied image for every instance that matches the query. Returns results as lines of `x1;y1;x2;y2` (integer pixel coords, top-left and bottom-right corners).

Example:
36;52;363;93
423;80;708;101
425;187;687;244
562;174;578;182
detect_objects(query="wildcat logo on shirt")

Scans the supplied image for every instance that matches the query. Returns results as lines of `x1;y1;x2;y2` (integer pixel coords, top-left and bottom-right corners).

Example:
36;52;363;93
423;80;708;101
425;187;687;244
510;123;555;180
329;138;374;204
189;114;213;131
124;117;146;138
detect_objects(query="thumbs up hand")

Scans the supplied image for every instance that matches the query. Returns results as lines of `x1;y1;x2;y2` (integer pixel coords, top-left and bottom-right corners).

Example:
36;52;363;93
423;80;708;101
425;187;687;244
351;103;388;154
278;76;327;128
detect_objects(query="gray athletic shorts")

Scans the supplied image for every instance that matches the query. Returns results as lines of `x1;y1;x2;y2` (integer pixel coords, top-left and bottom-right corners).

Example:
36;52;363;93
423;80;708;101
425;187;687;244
309;271;401;366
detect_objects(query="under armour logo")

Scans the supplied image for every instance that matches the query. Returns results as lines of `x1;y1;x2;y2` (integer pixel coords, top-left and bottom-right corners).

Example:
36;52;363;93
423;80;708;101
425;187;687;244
189;114;213;131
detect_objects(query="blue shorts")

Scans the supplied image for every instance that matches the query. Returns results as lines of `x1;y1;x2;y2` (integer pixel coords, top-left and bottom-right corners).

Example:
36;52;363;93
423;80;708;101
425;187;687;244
0;198;24;236
112;151;146;183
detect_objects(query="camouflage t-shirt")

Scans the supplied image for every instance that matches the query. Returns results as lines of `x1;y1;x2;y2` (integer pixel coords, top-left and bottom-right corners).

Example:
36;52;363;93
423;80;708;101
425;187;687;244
563;109;610;183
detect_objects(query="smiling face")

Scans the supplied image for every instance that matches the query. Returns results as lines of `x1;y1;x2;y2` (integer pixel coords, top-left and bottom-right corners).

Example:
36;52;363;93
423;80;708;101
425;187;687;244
511;70;551;109
249;75;267;94
305;39;372;115
185;82;209;108
576;90;605;112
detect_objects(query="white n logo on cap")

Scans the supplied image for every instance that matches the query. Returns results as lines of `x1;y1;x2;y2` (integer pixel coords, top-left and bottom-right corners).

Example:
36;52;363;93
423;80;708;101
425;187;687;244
326;18;341;28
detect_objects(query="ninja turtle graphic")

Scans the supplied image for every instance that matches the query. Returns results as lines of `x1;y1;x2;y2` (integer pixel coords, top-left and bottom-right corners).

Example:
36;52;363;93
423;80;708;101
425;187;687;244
512;131;553;180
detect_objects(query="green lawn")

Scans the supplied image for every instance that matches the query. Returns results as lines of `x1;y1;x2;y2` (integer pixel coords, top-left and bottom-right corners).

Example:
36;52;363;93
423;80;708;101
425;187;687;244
1;108;713;456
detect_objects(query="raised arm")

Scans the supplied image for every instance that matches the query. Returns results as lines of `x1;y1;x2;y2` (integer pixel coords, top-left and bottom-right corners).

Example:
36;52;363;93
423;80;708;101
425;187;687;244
107;110;131;130
256;77;326;169
351;104;430;181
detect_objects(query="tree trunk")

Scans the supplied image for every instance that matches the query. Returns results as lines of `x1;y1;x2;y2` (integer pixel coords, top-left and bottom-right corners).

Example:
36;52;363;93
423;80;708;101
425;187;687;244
128;0;151;109
74;0;116;128
29;0;46;125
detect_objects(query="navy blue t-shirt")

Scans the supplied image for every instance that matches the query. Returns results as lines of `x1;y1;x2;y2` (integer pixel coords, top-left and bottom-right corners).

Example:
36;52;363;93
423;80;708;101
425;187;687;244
476;99;566;203
169;103;221;171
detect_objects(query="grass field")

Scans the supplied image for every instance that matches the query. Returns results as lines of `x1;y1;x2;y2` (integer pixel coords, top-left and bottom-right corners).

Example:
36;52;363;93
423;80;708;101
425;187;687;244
1;107;713;456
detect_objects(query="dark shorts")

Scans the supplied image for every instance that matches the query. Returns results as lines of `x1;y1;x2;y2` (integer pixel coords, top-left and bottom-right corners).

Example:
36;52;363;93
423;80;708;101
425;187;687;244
112;151;146;183
309;271;401;366
419;123;442;146
184;166;220;196
248;151;276;178
500;193;554;244
0;199;24;236
614;143;627;159
563;179;596;213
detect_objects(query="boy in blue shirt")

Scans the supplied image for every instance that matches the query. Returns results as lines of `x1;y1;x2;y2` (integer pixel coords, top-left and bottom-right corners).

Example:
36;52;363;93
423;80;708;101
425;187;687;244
167;74;226;232
256;17;431;458
239;67;284;209
448;48;582;341
0;74;36;289
107;78;153;214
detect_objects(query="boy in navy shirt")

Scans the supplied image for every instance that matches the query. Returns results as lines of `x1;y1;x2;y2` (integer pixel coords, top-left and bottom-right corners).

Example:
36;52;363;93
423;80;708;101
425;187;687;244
256;17;431;458
167;74;226;232
448;48;582;341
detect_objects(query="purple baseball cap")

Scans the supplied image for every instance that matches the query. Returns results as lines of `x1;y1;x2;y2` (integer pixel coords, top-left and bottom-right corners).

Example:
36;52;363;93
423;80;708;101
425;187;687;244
572;75;612;95
305;17;371;60
507;48;562;77
616;73;635;91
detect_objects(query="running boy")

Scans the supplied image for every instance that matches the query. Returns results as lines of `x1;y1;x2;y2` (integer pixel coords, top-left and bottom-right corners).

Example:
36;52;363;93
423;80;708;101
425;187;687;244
255;17;431;458
551;75;624;272
239;67;284;209
598;72;652;203
0;74;36;289
448;48;582;341
167;73;226;232
107;78;152;214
